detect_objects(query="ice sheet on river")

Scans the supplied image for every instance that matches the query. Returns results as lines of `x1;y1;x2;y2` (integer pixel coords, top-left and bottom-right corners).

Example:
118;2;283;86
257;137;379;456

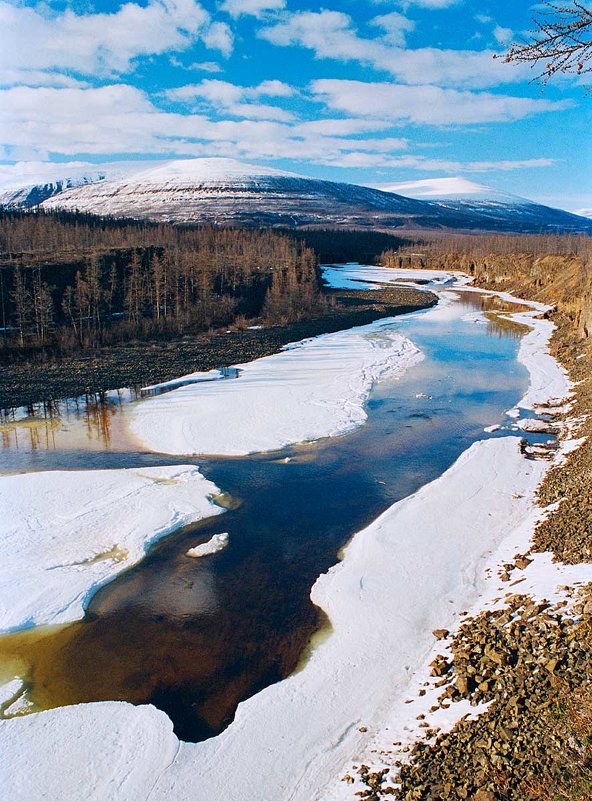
322;264;471;291
0;465;222;631
129;320;423;456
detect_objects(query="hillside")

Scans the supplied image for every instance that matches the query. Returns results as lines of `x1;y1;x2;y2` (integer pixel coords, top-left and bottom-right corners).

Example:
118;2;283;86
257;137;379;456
0;158;581;234
375;176;592;235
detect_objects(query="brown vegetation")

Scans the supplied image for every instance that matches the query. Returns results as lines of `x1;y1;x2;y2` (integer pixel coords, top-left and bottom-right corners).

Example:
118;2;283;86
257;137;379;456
0;210;322;361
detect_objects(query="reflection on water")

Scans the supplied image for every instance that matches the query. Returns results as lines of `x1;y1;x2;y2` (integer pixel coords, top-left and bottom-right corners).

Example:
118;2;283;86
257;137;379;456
0;369;245;474
0;289;538;741
0;390;139;465
453;289;532;340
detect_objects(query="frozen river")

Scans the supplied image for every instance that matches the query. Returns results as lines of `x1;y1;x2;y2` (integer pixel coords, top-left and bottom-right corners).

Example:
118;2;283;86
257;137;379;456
0;266;565;801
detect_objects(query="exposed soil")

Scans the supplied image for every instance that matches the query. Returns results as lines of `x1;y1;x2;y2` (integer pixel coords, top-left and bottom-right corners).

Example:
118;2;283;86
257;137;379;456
356;592;592;801
0;285;436;410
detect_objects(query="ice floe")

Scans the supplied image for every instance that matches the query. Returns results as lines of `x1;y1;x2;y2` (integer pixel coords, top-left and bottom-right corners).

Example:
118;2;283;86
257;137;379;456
0;465;222;632
128;320;423;456
186;532;229;558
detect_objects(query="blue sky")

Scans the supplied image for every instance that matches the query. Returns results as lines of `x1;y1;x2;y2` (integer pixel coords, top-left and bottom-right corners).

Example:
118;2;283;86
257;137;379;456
0;0;590;212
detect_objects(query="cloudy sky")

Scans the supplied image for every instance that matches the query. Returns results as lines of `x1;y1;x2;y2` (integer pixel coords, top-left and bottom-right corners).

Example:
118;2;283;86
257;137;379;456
0;0;590;211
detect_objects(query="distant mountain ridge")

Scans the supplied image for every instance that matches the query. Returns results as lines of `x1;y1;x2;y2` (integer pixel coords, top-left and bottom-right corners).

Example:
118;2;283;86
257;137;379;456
0;176;105;209
1;158;590;234
373;176;588;234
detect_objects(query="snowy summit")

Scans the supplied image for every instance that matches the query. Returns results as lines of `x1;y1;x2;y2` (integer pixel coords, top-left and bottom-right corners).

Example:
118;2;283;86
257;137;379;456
373;176;530;204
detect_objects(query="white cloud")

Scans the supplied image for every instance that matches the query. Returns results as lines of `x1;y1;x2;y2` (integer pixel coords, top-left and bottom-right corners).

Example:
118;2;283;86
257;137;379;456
0;84;406;163
295;119;393;135
493;25;513;45
0;83;560;178
260;11;374;63
310;79;571;125
166;79;294;102
392;0;462;7
0;69;88;89
370;12;415;47
169;58;223;72
220;0;286;18
467;159;554;171
167;80;243;105
165;79;295;120
256;79;295;97
259;10;531;88
0;0;231;79
203;21;234;57
317;153;554;172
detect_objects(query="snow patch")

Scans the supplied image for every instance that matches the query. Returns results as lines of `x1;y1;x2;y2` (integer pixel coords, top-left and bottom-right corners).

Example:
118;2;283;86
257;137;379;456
0;702;178;800
373;176;527;204
114;157;300;186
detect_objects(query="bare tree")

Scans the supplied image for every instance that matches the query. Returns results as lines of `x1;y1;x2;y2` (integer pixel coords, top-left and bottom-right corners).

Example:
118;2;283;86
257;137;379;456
500;2;592;83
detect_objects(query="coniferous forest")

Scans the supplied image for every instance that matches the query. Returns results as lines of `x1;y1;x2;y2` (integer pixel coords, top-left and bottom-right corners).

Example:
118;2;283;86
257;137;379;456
0;210;323;361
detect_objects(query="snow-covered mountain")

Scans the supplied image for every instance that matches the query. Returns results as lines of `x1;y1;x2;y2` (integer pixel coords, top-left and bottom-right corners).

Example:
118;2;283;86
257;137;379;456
0;176;106;209
374;177;591;233
374;177;518;202
0;161;153;209
38;157;448;229
3;159;591;233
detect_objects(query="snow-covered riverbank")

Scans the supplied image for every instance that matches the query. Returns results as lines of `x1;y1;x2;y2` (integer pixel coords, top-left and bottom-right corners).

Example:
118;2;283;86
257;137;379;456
0;267;577;801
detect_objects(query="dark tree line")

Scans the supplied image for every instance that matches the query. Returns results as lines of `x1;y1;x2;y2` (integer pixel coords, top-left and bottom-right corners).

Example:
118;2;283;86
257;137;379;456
0;210;322;360
278;228;411;265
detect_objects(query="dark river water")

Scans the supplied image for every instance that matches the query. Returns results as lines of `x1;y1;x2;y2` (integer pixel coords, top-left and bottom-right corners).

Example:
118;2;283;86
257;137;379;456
0;287;542;742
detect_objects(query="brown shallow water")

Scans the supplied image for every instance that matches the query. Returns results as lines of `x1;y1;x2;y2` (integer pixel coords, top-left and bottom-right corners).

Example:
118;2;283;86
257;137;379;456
0;290;545;742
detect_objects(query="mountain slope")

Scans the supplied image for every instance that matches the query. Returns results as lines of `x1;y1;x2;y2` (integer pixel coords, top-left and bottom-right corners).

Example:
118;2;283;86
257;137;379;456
4;159;590;233
39;158;455;229
0;176;105;209
374;177;591;234
0;161;154;209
